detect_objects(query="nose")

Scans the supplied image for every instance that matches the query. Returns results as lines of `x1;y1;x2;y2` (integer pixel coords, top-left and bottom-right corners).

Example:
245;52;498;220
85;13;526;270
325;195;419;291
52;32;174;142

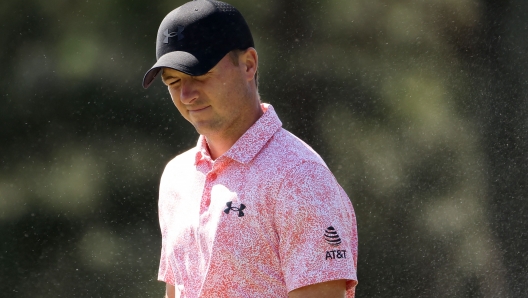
179;78;199;104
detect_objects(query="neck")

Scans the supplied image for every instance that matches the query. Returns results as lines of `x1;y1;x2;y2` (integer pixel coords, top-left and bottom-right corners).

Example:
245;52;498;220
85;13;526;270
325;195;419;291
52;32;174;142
205;98;263;160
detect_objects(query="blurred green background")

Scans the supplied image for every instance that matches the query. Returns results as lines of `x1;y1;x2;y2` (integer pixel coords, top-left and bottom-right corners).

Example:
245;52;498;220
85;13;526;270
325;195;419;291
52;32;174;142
1;0;527;297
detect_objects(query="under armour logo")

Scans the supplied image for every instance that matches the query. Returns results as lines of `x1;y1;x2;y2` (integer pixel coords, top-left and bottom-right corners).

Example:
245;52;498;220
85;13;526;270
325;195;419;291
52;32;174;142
163;26;185;43
224;201;245;217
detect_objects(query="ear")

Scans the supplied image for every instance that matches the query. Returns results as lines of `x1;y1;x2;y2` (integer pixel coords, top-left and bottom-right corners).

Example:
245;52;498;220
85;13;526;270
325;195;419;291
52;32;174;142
241;47;258;83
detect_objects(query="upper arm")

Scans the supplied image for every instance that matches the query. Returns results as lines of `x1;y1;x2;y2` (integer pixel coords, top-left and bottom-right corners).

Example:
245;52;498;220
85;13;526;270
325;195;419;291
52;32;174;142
288;279;347;298
165;283;175;298
276;162;358;292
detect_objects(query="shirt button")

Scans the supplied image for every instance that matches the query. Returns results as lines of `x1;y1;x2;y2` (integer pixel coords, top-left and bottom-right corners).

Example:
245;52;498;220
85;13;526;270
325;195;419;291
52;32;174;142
209;173;217;180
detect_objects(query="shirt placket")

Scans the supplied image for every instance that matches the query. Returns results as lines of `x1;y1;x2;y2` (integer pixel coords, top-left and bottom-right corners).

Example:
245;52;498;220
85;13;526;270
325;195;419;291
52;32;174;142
200;158;225;214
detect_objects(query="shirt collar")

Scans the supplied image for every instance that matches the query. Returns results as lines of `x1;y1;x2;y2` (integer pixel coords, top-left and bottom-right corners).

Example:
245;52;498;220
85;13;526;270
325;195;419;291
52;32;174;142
194;136;212;165
194;103;282;165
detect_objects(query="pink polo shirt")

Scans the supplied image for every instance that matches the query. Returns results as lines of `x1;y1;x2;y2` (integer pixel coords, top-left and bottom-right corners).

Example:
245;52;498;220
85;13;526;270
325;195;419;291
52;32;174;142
158;103;358;297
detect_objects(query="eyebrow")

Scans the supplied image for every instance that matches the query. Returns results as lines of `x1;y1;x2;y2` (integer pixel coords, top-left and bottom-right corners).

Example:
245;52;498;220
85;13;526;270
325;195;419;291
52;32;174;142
161;73;173;81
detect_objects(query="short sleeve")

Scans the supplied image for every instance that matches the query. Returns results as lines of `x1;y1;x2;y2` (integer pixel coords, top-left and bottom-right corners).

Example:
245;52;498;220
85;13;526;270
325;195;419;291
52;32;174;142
158;236;175;285
157;165;178;286
275;161;358;295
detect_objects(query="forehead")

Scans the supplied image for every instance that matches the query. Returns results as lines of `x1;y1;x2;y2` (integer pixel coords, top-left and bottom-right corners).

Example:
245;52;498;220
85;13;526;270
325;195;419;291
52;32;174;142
161;67;186;79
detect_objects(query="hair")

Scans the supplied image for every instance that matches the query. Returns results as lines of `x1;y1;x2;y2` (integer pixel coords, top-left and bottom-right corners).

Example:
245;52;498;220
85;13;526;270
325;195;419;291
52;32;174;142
228;49;259;89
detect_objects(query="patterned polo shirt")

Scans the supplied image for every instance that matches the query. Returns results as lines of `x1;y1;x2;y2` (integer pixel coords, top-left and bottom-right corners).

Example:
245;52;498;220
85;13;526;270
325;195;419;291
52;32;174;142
158;103;358;297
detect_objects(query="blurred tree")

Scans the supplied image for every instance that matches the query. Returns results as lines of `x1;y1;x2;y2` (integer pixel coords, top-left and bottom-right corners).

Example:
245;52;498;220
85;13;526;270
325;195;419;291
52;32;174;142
0;0;526;297
474;0;528;296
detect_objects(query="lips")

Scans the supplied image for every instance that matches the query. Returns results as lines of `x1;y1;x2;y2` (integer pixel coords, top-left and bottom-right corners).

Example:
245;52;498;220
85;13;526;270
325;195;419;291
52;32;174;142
188;106;210;113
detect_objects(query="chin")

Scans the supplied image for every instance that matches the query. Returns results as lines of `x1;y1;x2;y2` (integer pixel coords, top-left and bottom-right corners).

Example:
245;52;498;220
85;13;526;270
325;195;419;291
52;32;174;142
192;123;215;136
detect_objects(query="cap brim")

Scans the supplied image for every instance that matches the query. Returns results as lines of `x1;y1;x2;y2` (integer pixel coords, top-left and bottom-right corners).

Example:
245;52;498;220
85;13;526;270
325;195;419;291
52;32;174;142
142;50;226;89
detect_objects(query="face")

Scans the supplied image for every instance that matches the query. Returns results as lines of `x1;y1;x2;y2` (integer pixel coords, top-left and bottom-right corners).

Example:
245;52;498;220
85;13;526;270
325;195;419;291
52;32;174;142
161;50;258;139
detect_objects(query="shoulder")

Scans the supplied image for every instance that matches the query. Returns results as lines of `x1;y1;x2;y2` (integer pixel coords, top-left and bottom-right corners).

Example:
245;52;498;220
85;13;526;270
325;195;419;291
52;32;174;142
266;130;347;201
258;128;328;172
252;128;347;204
279;159;343;203
164;147;197;171
160;146;198;183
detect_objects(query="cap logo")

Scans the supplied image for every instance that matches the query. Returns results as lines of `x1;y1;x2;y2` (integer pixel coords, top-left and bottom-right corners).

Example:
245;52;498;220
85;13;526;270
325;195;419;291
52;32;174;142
163;26;185;43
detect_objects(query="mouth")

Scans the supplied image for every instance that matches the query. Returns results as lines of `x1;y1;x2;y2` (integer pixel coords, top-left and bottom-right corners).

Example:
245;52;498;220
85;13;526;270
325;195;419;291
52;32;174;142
188;106;210;113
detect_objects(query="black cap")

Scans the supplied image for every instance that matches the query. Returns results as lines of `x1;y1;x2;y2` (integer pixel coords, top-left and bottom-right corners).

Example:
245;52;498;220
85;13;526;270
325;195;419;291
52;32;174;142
142;0;254;89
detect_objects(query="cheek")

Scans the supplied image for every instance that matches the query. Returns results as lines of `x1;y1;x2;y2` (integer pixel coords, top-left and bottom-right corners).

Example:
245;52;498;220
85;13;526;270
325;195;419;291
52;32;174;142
168;88;177;103
168;89;181;108
168;89;189;118
214;77;239;100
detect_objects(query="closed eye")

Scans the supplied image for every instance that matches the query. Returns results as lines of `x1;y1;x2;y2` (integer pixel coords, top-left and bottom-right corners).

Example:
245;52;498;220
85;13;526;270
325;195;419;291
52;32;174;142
161;73;181;86
169;79;180;86
163;78;180;86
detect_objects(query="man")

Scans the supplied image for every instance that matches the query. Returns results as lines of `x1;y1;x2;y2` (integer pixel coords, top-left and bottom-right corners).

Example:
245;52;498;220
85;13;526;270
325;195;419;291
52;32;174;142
142;1;358;297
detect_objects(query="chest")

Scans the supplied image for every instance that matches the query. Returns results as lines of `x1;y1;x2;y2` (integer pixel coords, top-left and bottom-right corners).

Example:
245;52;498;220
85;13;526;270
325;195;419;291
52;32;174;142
160;165;280;270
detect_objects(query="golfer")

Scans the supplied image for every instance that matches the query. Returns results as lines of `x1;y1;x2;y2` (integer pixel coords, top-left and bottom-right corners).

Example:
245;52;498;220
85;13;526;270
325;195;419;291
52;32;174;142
142;1;358;297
